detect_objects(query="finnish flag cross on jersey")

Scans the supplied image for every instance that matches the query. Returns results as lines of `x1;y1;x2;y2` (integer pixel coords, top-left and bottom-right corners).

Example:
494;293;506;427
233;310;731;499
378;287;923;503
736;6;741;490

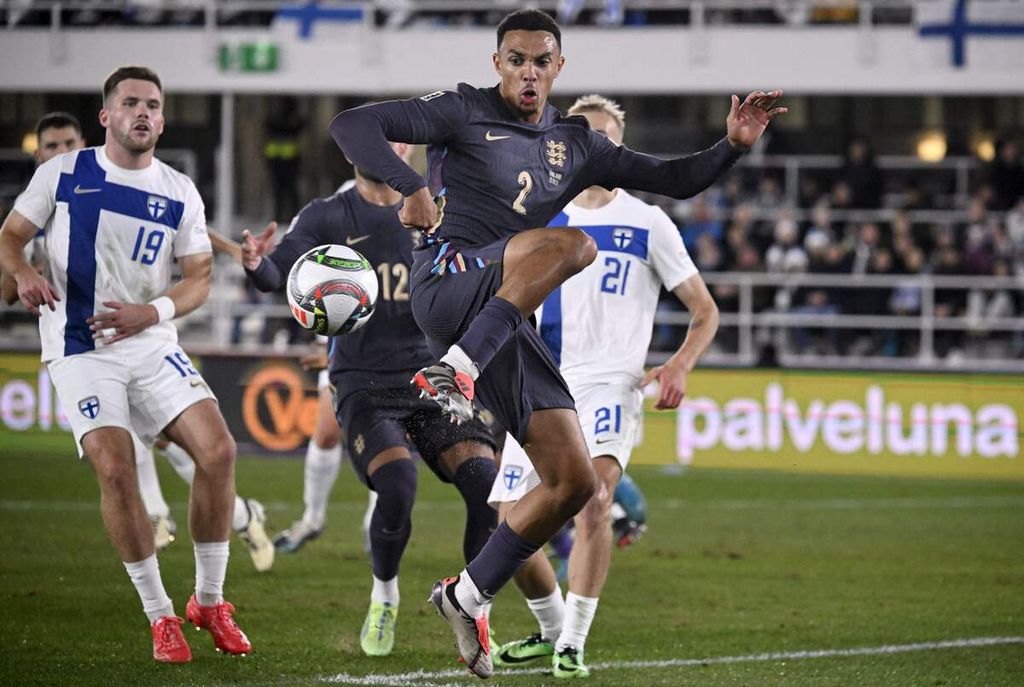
12;146;212;363
538;190;698;389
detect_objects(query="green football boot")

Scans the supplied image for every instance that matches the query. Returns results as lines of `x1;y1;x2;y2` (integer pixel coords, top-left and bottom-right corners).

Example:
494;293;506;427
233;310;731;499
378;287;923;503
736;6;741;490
359;601;398;656
493;632;555;667
553;646;590;679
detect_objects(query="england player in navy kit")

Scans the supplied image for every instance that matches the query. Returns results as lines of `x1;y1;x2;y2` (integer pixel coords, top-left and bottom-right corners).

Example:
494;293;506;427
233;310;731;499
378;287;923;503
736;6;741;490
330;10;786;676
240;144;498;658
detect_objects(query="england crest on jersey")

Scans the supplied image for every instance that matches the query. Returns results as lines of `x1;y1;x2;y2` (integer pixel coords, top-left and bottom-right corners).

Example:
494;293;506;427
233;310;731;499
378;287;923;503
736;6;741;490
78;395;100;419
147;195;168;220
613;227;634;249
503;465;523;490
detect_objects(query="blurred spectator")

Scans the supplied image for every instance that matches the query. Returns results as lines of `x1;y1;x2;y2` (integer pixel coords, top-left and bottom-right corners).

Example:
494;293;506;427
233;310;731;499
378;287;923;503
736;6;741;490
264;96;305;223
890;248;925;356
694;232;723;272
863;249;898;355
986;139;1024;211
850;221;882;275
756;174;785;211
838;137;884;208
680;194;723;254
966;259;1016;356
798;174;825;208
933;246;967;358
765;216;808;275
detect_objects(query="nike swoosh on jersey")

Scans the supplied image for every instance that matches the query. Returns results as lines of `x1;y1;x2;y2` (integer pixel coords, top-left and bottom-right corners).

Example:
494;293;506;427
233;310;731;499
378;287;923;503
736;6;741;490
346;235;370;246
485;131;510;141
73;185;102;194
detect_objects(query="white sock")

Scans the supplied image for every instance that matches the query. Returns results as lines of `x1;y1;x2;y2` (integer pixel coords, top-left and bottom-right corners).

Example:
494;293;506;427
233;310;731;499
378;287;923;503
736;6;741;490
371;575;400;605
556;592;599;653
124;554;174;622
160;442;196;484
440;344;480;381
362;490;378;538
527;588;565;642
231;495;249;531
454;569;486;618
302;442;343;529
194;541;229;607
134;440;169;519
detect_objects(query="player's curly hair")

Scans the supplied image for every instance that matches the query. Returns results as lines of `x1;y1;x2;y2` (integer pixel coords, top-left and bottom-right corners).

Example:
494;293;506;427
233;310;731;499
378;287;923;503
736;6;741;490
103;66;162;102
568;94;626;135
497;9;561;50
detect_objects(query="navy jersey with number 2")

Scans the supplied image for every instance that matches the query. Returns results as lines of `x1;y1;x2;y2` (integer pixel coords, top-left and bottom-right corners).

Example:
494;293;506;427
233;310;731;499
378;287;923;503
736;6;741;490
331;83;741;249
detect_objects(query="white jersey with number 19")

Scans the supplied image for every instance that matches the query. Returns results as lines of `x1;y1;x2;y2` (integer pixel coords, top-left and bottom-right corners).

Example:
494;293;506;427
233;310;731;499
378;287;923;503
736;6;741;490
12;146;211;363
539;190;697;389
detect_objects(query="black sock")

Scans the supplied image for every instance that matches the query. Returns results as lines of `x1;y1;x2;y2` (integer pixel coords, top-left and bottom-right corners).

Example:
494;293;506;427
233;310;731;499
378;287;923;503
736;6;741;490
455;297;523;373
368;459;418;580
465;521;541;599
451;457;499;563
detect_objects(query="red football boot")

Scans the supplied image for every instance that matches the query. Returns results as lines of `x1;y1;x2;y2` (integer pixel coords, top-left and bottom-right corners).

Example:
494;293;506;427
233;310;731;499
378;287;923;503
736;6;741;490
186;595;252;656
151;616;192;663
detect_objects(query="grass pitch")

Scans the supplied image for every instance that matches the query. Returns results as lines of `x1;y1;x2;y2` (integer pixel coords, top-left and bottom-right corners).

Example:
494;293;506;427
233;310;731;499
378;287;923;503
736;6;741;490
1;430;1022;686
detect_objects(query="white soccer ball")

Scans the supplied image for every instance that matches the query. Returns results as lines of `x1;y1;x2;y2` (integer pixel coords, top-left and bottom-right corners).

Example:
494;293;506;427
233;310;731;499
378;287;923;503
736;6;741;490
286;244;378;336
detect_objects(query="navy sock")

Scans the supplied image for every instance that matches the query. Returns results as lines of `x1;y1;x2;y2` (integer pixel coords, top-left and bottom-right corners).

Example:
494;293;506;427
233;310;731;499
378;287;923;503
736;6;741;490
465;521;541;599
452;457;499;563
456;297;523;374
368;459;418;580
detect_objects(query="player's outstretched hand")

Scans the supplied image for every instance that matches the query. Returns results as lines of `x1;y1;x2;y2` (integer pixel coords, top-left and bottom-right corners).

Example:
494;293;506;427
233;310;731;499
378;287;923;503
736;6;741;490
15;267;59;316
399;187;439;232
641;361;688;410
241;221;278;271
87;301;160;344
726;89;787;151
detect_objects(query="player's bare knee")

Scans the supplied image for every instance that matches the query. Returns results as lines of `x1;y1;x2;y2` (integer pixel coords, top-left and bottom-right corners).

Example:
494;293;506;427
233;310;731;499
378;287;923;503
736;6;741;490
89;452;136;492
196;433;236;475
550;228;597;276
555;468;597;516
575;484;612;536
572;229;598;270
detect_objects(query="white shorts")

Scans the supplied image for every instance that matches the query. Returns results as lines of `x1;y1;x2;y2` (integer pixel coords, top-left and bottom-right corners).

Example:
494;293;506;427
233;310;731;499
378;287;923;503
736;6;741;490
488;383;643;507
47;333;216;457
317;369;331;390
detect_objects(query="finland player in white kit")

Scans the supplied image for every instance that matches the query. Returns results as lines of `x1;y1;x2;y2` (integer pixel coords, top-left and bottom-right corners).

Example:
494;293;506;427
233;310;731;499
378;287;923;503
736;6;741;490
0;66;252;663
488;96;720;678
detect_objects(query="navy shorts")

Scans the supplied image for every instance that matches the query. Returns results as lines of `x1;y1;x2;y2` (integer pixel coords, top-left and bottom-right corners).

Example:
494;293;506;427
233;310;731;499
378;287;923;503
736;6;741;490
336;386;496;488
411;235;576;445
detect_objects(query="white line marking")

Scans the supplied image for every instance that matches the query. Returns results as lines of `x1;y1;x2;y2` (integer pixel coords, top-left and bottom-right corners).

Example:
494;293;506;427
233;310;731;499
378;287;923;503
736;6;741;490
320;636;1024;686
3;495;1023;513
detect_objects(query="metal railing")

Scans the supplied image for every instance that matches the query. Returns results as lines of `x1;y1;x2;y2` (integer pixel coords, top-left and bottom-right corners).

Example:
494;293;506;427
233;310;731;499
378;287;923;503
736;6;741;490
1;0;925;30
650;271;1024;372
3;270;1020;372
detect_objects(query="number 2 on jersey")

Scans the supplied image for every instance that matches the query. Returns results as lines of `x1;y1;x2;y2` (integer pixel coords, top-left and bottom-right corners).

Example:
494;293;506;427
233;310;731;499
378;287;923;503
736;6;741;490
130;226;164;265
512;171;533;215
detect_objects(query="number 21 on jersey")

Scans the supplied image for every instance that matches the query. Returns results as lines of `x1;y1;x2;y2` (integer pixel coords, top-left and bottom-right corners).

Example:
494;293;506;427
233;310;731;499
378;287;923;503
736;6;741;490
601;256;631;295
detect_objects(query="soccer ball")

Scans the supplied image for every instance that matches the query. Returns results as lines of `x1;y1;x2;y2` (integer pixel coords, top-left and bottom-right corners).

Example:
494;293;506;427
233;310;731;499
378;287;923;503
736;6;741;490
286;244;378;336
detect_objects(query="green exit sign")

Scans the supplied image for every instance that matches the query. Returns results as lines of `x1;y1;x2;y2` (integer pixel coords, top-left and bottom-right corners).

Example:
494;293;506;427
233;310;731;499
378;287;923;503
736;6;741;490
219;42;279;72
